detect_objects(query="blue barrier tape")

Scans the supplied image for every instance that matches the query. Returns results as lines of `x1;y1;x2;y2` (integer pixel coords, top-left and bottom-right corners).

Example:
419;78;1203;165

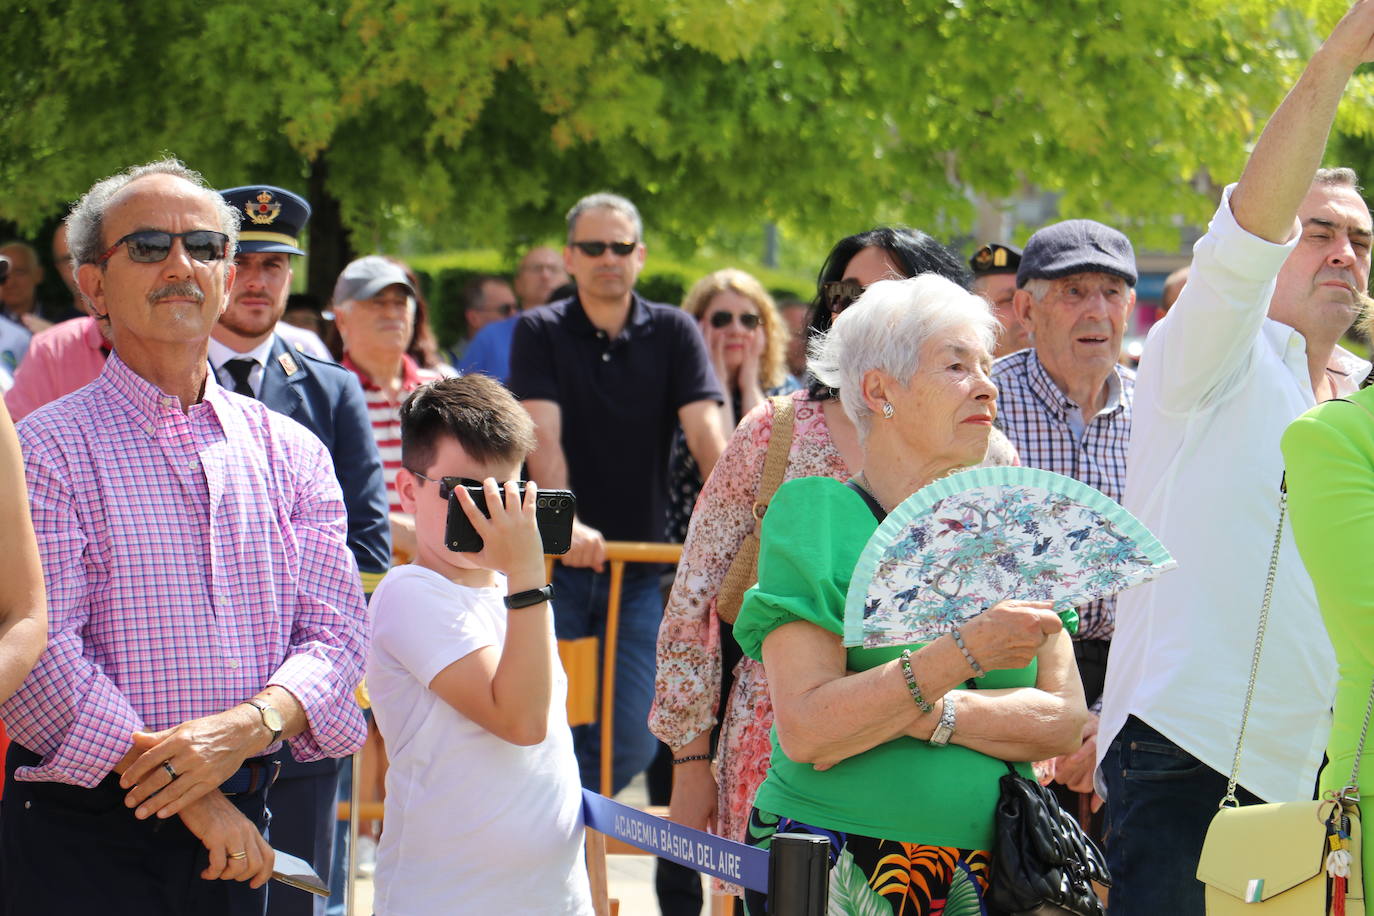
581;789;770;893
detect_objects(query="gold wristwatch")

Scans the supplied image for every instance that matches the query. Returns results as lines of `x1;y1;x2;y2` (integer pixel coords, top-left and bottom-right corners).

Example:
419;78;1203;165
245;698;284;744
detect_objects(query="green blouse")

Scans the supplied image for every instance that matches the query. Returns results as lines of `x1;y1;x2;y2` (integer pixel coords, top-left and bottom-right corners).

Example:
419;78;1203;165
735;476;1073;848
1282;385;1374;901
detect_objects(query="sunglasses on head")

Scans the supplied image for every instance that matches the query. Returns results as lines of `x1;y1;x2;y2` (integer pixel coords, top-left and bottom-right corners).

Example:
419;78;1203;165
410;472;523;501
709;311;761;330
571;240;637;257
821;279;866;315
97;229;231;265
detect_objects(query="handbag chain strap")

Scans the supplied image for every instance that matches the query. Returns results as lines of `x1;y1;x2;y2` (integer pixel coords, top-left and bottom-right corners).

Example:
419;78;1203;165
1220;483;1287;809
1340;685;1374;801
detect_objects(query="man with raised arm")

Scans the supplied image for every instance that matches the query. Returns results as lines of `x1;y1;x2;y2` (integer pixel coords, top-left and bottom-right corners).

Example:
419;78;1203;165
1097;6;1374;913
0;159;369;915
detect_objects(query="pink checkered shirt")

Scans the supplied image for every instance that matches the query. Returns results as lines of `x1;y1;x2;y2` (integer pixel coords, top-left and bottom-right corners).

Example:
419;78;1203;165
5;353;369;787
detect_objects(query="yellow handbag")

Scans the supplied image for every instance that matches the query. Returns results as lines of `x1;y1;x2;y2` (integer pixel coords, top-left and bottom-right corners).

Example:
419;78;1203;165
1197;483;1367;914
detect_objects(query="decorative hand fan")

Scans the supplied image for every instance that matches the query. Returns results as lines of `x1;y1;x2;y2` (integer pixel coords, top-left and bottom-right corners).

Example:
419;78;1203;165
843;466;1175;649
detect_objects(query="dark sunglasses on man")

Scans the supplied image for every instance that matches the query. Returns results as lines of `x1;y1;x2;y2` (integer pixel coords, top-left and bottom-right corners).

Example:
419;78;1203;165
410;473;522;502
570;240;637;257
821;279;865;315
97;230;231;265
708;311;761;330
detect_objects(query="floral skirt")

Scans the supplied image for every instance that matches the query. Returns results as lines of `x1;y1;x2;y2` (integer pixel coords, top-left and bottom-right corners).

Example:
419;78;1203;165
743;808;995;916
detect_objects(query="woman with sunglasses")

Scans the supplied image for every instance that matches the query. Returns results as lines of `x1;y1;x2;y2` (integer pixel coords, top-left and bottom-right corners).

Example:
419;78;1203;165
650;229;1002;901
664;270;800;545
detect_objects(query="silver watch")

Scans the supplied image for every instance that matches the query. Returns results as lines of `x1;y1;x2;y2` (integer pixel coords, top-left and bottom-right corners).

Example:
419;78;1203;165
928;694;956;747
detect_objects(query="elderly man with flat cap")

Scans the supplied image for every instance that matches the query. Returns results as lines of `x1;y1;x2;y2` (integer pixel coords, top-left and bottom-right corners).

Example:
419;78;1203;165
970;242;1029;356
990;219;1138;826
213;185;390;916
0;158;369;916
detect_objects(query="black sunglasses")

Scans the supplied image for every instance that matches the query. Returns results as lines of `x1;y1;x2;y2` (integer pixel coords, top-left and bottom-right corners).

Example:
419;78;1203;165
709;311;761;330
821;279;866;315
97;229;231;265
411;472;523;501
571;240;637;257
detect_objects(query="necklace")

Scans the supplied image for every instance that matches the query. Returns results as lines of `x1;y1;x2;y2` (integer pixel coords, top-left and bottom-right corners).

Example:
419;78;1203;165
850;472;886;512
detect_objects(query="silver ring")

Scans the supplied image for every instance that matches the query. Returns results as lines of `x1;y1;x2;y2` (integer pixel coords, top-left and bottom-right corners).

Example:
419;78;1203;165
228;850;248;860
162;761;178;780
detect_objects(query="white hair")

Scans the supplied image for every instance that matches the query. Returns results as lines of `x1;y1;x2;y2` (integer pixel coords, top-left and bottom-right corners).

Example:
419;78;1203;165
808;274;998;438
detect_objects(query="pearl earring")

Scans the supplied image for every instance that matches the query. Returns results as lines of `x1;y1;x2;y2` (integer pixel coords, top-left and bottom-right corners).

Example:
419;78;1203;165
882;402;895;419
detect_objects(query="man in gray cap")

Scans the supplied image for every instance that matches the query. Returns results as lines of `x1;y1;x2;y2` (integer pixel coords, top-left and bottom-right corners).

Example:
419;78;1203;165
991;218;1138;829
333;256;449;562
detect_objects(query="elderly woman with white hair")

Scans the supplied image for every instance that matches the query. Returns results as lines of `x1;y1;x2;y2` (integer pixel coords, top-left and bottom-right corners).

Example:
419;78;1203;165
734;275;1089;916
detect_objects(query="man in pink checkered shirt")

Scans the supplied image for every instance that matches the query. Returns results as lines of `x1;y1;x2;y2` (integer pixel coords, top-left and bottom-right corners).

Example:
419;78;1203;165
0;159;369;916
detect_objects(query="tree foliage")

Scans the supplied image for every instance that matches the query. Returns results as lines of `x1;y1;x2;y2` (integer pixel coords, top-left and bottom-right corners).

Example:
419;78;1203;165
5;0;1374;261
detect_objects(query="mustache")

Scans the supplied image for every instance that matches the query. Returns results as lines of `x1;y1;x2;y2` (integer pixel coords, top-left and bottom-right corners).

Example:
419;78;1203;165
147;282;204;305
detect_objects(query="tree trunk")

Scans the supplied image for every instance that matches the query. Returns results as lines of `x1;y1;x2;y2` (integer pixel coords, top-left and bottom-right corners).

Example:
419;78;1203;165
306;152;355;308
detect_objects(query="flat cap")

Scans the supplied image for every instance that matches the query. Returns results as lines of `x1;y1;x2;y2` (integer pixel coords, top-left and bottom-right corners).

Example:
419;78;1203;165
1017;219;1137;288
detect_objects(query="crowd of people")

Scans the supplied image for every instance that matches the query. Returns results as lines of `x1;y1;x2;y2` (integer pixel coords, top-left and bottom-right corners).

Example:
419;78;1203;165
3;4;1374;916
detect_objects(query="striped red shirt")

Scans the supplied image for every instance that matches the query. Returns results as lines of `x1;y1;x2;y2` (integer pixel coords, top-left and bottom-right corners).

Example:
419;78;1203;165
342;354;447;513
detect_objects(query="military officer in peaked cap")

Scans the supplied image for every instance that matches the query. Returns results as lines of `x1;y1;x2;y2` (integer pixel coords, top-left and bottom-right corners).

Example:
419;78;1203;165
213;185;389;916
970;242;1029;357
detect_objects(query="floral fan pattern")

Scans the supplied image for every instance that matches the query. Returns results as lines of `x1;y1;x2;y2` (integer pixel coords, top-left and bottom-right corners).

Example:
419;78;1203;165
843;467;1175;649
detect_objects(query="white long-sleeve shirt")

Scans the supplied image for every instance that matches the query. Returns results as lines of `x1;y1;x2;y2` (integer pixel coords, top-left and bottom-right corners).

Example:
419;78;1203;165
1098;184;1370;803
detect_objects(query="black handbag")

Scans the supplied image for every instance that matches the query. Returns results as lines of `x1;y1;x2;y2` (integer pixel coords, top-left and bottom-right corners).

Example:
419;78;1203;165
987;762;1111;916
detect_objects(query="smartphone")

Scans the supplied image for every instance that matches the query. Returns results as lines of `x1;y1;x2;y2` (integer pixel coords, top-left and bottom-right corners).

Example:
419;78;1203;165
445;482;577;556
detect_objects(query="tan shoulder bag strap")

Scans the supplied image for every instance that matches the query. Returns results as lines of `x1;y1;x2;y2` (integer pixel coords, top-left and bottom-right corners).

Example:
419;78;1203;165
715;395;796;624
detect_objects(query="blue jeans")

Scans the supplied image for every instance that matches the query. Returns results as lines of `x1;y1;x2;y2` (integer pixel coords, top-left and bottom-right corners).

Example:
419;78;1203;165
1101;716;1261;916
553;564;664;794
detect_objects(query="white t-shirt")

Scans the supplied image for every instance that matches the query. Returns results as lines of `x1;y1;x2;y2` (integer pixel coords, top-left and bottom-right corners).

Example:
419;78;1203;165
1098;184;1370;803
368;564;593;916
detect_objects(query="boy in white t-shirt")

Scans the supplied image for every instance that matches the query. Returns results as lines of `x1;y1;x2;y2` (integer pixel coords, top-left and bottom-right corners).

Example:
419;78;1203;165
366;375;593;915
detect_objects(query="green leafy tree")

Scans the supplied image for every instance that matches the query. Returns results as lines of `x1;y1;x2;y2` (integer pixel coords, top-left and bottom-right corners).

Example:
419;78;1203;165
5;0;1374;300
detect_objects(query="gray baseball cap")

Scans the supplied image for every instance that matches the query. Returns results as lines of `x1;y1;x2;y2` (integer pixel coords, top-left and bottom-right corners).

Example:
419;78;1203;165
1016;219;1137;288
332;256;416;305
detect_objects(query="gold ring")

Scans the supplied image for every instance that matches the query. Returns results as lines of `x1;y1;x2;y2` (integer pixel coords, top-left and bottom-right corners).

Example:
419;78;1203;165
162;762;178;780
228;851;248;860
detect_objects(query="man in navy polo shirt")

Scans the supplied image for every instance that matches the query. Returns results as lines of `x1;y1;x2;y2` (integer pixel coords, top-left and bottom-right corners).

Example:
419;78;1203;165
509;192;725;794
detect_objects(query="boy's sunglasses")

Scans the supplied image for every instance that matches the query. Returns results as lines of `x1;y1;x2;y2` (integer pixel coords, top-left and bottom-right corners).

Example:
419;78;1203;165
709;311;761;330
821;279;865;315
570;240;637;257
97;230;231;265
410;472;522;501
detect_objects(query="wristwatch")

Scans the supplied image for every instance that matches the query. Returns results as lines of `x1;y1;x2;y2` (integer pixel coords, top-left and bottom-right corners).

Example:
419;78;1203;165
928;695;957;747
245;698;284;744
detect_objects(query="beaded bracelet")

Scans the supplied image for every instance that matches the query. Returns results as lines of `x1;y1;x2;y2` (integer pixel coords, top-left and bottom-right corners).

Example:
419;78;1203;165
899;649;934;713
672;753;712;765
951;628;986;678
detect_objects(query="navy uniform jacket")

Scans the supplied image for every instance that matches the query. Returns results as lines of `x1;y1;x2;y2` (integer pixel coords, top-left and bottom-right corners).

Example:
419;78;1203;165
258;335;391;583
257;335;388;787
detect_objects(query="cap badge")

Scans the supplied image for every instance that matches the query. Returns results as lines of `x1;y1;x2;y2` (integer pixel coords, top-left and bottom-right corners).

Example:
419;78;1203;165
246;190;282;226
993;248;1008;267
973;247;994;270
